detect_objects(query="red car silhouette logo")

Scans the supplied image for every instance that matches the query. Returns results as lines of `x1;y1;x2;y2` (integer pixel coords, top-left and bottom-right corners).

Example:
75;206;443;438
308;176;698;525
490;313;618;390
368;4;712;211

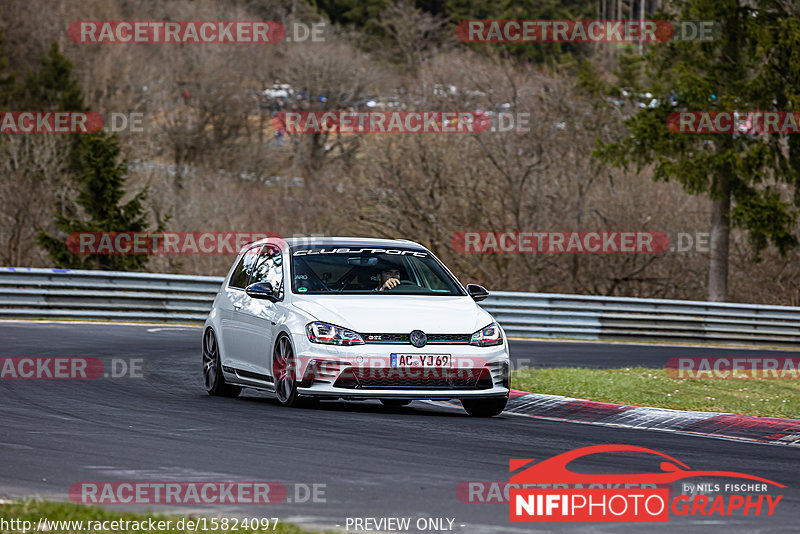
510;444;785;487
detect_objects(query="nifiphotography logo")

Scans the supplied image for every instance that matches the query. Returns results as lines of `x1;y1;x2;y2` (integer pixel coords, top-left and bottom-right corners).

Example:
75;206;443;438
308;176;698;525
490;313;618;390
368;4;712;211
509;444;785;522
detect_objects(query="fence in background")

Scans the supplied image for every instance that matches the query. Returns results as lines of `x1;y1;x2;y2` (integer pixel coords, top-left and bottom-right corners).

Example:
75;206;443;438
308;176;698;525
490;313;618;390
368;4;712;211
481;291;800;346
0;267;220;324
1;267;798;346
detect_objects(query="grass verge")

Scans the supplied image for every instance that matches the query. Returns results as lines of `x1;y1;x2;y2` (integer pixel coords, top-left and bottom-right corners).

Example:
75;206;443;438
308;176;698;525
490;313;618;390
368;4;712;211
0;500;316;533
510;367;800;418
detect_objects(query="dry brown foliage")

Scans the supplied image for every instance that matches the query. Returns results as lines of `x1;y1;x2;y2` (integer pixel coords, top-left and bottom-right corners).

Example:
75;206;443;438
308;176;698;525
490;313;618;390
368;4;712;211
0;0;796;304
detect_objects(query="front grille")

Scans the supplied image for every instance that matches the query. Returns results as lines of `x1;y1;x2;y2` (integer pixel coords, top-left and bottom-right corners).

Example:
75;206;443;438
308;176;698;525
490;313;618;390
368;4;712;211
428;334;472;344
334;367;492;390
362;333;408;343
361;333;471;344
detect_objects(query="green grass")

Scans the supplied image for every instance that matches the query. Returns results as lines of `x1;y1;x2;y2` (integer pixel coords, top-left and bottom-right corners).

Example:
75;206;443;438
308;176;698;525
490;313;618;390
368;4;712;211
506;336;800;352
0;500;316;534
510;367;800;418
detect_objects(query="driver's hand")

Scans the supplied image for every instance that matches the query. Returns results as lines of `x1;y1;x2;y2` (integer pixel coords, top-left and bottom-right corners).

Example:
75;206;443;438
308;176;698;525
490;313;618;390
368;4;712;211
379;278;400;291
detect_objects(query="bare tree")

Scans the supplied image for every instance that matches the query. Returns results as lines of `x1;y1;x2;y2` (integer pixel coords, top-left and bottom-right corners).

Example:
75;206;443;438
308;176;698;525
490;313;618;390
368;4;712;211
377;0;447;74
0;136;70;266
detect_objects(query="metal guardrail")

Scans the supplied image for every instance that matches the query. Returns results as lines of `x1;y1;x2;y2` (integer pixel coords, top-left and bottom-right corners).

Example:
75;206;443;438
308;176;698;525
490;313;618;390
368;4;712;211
0;267;222;324
1;267;799;346
482;291;800;346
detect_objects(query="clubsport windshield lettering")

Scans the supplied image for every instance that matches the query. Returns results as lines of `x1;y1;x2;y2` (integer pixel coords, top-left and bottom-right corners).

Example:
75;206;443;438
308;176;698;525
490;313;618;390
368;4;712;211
291;247;464;295
293;247;427;257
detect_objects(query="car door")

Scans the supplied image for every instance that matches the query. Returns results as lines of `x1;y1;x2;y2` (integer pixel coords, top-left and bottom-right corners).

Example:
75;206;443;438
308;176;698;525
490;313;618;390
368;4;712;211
219;244;263;373
234;244;284;382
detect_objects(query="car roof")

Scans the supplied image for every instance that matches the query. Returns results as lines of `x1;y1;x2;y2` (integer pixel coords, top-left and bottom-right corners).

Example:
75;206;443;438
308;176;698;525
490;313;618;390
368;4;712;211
246;236;428;252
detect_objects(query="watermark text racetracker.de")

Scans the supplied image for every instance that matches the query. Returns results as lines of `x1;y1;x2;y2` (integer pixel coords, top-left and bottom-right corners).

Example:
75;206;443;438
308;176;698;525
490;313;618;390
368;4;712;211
68;481;325;505
452;231;670;254
0;111;103;134
67;232;283;255
68;20;327;43
456;20;718;43
667;357;800;379
2;517;281;533
667;111;800;134
0;357;142;379
0;111;145;134
452;231;717;253
273;110;531;134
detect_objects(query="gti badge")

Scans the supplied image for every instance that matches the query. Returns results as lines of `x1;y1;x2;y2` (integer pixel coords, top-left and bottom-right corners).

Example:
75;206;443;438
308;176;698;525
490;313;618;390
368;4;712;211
409;330;427;348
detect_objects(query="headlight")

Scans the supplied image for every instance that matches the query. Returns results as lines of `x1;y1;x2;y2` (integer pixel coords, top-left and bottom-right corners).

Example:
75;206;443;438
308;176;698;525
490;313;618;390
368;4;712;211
305;321;365;346
469;323;503;347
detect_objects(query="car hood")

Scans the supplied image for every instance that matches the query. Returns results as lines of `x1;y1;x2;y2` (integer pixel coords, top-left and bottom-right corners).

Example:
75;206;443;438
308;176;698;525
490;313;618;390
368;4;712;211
290;295;494;334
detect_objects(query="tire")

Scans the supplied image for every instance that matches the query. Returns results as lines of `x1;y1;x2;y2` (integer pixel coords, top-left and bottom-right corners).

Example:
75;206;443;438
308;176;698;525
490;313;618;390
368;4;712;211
380;399;412;407
272;334;305;407
202;329;241;397
461;396;507;417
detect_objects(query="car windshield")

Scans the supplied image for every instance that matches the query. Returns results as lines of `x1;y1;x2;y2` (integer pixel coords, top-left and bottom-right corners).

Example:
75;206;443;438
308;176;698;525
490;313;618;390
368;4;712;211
290;246;464;295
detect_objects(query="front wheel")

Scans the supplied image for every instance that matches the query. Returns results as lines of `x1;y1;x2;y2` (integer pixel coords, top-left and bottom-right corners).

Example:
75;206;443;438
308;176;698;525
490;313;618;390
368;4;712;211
273;334;304;407
202;329;241;397
461;396;507;417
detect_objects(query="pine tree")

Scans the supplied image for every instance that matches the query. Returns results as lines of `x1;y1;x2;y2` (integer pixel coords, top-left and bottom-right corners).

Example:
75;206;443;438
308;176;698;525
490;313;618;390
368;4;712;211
38;132;159;270
597;0;800;301
32;44;163;270
17;42;85;111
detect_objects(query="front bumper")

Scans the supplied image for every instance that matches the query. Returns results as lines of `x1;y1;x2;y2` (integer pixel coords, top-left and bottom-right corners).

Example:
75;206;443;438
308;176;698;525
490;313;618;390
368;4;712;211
291;332;510;400
297;385;509;400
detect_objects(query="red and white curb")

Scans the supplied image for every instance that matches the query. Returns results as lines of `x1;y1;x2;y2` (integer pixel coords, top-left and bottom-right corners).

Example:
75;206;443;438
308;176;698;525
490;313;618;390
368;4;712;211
506;389;800;446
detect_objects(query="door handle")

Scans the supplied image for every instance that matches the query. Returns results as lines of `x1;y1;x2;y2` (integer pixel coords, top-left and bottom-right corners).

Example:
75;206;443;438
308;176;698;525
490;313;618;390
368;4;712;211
233;302;243;310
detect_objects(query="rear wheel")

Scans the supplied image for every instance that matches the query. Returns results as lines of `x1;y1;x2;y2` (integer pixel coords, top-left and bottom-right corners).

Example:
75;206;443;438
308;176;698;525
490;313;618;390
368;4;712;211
461;396;507;417
202;329;241;397
380;399;412;407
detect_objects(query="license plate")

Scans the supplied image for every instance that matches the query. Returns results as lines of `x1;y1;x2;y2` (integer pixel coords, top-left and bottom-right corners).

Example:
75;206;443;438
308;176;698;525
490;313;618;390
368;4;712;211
390;354;451;368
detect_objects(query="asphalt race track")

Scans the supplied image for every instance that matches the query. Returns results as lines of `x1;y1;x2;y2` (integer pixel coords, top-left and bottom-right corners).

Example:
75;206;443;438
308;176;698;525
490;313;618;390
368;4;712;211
1;321;799;533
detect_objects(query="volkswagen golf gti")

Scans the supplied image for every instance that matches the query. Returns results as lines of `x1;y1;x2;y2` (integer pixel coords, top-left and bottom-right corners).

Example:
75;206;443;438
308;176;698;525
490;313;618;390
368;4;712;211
202;237;510;416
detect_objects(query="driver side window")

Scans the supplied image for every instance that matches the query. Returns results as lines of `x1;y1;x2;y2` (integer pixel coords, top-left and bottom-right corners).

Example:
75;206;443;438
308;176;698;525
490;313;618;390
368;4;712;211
250;246;284;299
228;246;262;289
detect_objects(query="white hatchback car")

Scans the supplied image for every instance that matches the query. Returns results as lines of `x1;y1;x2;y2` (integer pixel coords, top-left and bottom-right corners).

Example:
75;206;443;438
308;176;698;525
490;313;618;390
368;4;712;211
202;237;510;416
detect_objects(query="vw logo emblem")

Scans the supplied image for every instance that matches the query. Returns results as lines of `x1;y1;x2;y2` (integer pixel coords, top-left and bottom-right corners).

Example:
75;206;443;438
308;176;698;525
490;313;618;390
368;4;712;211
409;330;427;348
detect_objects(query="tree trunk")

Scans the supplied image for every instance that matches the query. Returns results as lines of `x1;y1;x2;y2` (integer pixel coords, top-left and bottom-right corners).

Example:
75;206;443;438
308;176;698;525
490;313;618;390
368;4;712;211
708;173;731;301
638;0;645;55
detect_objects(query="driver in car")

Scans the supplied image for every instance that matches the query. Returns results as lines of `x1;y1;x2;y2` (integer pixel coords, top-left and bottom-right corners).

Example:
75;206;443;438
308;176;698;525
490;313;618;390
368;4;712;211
376;267;402;291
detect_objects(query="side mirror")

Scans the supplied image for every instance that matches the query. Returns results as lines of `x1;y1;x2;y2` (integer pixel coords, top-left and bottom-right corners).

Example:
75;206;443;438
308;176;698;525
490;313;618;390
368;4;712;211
466;284;489;302
246;281;278;302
